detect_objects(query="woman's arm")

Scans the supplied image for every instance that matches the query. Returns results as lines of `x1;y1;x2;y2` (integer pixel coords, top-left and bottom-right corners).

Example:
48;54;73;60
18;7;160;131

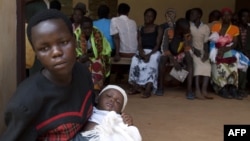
162;29;172;56
149;25;163;55
231;36;238;49
112;34;121;62
83;121;98;131
219;36;238;54
202;25;211;62
202;42;209;62
144;26;163;62
137;28;145;59
0;102;38;140
161;29;181;69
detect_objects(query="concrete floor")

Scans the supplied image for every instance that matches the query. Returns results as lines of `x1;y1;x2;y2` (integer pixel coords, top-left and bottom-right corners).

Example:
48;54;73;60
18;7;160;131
121;86;250;141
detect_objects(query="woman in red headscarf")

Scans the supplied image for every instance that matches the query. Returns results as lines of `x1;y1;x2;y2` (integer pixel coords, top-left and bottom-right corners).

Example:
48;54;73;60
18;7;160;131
210;8;242;99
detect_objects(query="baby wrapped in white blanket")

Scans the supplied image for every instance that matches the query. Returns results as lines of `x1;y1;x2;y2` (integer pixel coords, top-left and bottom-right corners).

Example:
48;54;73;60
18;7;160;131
80;107;142;141
209;32;250;71
72;85;142;141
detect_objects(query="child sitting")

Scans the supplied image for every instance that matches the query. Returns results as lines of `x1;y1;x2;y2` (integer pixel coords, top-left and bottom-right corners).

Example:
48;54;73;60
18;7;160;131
73;85;142;141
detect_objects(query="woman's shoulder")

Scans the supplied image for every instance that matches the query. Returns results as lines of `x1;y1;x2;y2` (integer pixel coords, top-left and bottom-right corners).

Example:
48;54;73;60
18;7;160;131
6;73;44;117
211;23;222;32
213;22;221;26
230;24;240;30
15;72;43;94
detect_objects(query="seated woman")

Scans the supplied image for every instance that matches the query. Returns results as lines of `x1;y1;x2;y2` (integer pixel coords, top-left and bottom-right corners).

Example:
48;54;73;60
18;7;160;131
156;18;199;99
75;17;111;93
73;85;142;141
210;8;242;99
128;8;163;98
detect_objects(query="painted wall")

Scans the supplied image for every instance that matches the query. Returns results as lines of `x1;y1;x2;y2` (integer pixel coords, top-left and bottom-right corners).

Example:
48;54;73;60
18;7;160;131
73;0;235;25
0;0;17;133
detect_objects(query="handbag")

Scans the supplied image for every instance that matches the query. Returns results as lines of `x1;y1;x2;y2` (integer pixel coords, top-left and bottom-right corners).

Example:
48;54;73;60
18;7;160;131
169;68;189;82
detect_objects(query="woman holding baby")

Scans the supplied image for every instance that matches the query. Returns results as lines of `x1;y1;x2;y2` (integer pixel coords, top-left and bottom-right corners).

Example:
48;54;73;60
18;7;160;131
210;8;243;100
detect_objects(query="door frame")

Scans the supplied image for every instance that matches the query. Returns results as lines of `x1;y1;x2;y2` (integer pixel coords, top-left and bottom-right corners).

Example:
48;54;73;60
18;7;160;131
16;0;26;84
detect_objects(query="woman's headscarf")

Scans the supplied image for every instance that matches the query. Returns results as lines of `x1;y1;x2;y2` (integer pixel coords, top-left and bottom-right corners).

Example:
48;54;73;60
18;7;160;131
221;7;233;15
165;8;176;27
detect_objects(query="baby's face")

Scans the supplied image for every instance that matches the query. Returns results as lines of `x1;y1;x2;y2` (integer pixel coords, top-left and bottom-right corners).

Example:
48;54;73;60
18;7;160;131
97;89;124;114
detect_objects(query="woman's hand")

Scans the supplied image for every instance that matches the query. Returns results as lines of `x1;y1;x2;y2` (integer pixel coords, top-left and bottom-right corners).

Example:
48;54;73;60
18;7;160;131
202;52;209;62
171;56;181;70
121;113;133;126
143;54;151;63
164;50;171;56
173;62;182;71
193;48;201;57
139;51;145;59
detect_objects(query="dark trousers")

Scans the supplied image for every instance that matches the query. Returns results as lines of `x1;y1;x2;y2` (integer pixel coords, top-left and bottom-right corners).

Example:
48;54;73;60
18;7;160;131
238;69;247;91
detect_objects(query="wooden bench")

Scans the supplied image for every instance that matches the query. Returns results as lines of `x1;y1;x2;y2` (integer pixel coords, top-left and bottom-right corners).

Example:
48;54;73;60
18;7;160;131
111;57;132;65
110;57;132;83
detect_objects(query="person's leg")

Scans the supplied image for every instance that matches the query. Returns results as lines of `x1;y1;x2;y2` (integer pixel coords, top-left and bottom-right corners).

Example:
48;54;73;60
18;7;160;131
142;82;153;98
128;82;140;95
156;55;167;95
128;56;141;95
115;53;135;83
246;67;250;94
184;52;194;99
194;76;204;99
238;69;247;97
202;76;213;99
247;67;250;85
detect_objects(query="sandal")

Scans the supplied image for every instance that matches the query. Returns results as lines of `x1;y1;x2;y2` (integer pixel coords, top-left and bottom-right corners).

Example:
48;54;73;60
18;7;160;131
141;94;151;98
204;95;214;100
186;92;195;100
155;89;164;96
195;91;205;100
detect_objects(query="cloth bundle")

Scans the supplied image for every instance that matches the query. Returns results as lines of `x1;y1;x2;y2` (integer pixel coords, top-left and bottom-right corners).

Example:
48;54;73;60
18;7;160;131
209;32;250;71
80;108;142;141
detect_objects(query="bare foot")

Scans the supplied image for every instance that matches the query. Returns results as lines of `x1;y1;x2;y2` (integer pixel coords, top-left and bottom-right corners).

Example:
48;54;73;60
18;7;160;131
128;84;141;95
141;91;151;98
195;90;205;100
128;89;140;95
203;91;214;100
